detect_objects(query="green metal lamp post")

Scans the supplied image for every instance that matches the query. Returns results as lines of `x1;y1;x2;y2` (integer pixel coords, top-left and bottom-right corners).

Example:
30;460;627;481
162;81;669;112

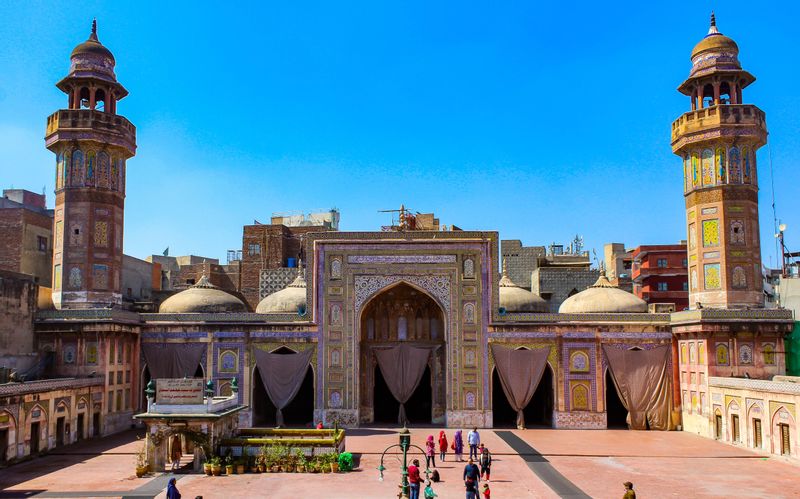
377;426;428;498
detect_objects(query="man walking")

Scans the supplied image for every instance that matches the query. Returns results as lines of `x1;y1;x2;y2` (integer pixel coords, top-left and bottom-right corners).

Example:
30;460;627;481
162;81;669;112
463;458;481;499
408;458;422;499
467;427;481;460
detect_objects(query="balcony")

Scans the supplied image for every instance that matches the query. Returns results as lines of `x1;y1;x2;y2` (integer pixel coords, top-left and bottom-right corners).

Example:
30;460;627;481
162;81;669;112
45;109;136;155
632;266;687;282
671;104;767;151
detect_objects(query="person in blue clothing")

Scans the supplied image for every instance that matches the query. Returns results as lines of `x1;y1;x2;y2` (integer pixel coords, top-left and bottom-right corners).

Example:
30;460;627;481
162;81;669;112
463;457;481;498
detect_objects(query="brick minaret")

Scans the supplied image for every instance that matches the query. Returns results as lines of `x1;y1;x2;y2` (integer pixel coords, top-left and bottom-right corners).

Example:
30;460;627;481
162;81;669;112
671;13;766;309
45;20;136;309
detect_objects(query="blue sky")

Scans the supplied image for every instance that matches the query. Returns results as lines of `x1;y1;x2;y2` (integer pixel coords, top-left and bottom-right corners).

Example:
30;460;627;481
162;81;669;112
1;1;798;266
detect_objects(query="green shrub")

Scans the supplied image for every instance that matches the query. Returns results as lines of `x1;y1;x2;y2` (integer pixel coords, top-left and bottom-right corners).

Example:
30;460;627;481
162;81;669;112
337;452;354;472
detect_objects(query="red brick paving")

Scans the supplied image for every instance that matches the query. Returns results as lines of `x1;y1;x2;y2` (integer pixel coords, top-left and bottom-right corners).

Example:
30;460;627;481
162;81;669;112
1;428;797;499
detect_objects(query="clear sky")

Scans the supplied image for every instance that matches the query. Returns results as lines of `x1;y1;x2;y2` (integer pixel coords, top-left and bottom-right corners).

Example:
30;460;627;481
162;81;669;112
1;1;798;266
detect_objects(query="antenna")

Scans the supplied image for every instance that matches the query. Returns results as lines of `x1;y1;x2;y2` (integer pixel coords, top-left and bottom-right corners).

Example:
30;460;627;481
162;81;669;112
768;141;779;270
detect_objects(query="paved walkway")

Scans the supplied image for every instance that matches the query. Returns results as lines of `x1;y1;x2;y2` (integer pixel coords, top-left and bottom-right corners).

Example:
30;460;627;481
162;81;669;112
1;428;798;498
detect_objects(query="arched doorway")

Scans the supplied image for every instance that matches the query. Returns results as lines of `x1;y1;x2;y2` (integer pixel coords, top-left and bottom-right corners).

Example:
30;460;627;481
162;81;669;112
251;347;315;427
491;365;554;428
359;283;446;425
605;370;627;428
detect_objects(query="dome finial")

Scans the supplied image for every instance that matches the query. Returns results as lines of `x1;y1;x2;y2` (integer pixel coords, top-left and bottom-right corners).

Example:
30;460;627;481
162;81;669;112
90;18;98;41
707;11;719;36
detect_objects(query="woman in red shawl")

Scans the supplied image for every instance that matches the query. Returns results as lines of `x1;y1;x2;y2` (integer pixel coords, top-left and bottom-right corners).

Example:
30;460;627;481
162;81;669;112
425;434;437;469
438;430;448;462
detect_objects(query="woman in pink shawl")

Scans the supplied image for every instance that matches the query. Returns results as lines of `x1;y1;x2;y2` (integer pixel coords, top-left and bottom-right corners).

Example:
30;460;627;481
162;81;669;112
425;434;437;468
453;429;464;461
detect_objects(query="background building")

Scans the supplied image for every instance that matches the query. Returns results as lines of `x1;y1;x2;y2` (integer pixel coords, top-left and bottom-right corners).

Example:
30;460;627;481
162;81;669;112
632;243;689;311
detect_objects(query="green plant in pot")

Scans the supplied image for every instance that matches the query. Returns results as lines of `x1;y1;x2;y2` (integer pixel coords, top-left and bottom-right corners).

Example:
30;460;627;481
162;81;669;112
257;445;268;472
210;456;222;476
236;458;246;475
224;455;234;475
337;452;354;472
294;449;306;472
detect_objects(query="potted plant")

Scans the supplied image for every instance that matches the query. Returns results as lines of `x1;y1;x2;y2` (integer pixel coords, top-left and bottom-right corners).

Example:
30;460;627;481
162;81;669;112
236;458;246;475
294;449;306;473
225;455;234;476
135;439;148;478
337;452;353;472
210;456;222;476
329;452;340;473
258;445;268;473
249;455;259;473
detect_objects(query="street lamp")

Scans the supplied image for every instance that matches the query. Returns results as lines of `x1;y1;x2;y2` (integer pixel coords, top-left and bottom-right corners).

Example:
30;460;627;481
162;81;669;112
377;426;429;498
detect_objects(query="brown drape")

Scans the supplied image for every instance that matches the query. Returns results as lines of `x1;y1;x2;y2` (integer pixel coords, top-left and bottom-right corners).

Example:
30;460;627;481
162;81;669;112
253;348;313;427
490;344;550;429
141;343;207;380
602;344;672;431
374;345;431;425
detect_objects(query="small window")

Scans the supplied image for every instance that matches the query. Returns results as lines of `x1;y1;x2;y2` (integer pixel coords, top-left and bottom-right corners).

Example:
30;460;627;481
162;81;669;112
107;391;113;414
248;243;261;256
657;282;668;291
715;414;723;439
657;258;668;268
37;236;48;251
682;258;688;268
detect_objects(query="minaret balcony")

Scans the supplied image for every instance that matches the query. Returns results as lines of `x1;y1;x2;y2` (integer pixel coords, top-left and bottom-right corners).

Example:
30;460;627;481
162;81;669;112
671;104;767;152
45;109;136;156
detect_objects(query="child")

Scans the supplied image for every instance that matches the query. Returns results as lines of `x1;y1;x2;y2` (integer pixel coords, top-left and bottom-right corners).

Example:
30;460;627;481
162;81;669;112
424;480;438;499
479;444;492;481
482;483;491;498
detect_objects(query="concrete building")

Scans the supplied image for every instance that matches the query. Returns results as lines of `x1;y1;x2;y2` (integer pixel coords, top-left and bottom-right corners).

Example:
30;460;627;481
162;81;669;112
631;243;689;311
0;190;53;287
500;240;546;288
604;243;634;292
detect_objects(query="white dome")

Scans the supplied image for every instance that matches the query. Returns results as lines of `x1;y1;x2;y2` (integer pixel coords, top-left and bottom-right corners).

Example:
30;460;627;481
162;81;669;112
498;259;548;313
559;273;647;314
159;275;247;313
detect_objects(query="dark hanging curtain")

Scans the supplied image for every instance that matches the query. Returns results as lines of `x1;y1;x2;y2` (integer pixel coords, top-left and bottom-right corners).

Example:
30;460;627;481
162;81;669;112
490;344;550;429
252;348;313;427
374;345;431;425
602;344;673;431
141;343;207;380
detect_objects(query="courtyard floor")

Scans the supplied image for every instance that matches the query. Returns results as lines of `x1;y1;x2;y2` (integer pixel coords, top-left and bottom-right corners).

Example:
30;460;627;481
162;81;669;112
0;428;797;498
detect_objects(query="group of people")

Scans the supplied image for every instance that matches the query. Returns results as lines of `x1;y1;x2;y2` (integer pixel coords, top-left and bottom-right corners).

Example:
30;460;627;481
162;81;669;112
408;427;493;499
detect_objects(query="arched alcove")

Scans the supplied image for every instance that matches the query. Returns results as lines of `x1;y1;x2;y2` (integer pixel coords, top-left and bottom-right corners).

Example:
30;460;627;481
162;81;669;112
359;282;446;425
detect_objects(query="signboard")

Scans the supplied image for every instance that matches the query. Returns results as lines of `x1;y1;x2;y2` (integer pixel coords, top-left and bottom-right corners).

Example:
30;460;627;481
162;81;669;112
156;378;204;405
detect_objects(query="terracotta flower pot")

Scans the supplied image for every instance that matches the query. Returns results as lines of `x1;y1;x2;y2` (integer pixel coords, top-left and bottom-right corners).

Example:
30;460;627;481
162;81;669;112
225;465;234;475
330;463;339;473
135;466;147;478
211;464;222;476
204;463;212;476
236;464;245;474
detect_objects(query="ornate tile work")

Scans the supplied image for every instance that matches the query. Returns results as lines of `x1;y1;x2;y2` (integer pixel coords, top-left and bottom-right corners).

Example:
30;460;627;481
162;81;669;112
212;342;244;403
92;264;108;290
702;219;720;247
353;274;451;315
562;342;596;412
704;263;721;290
259;268;296;300
94;221;108;247
347;255;456;264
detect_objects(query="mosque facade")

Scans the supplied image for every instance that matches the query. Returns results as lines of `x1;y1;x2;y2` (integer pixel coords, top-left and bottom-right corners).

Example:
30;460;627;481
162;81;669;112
6;14;798;465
